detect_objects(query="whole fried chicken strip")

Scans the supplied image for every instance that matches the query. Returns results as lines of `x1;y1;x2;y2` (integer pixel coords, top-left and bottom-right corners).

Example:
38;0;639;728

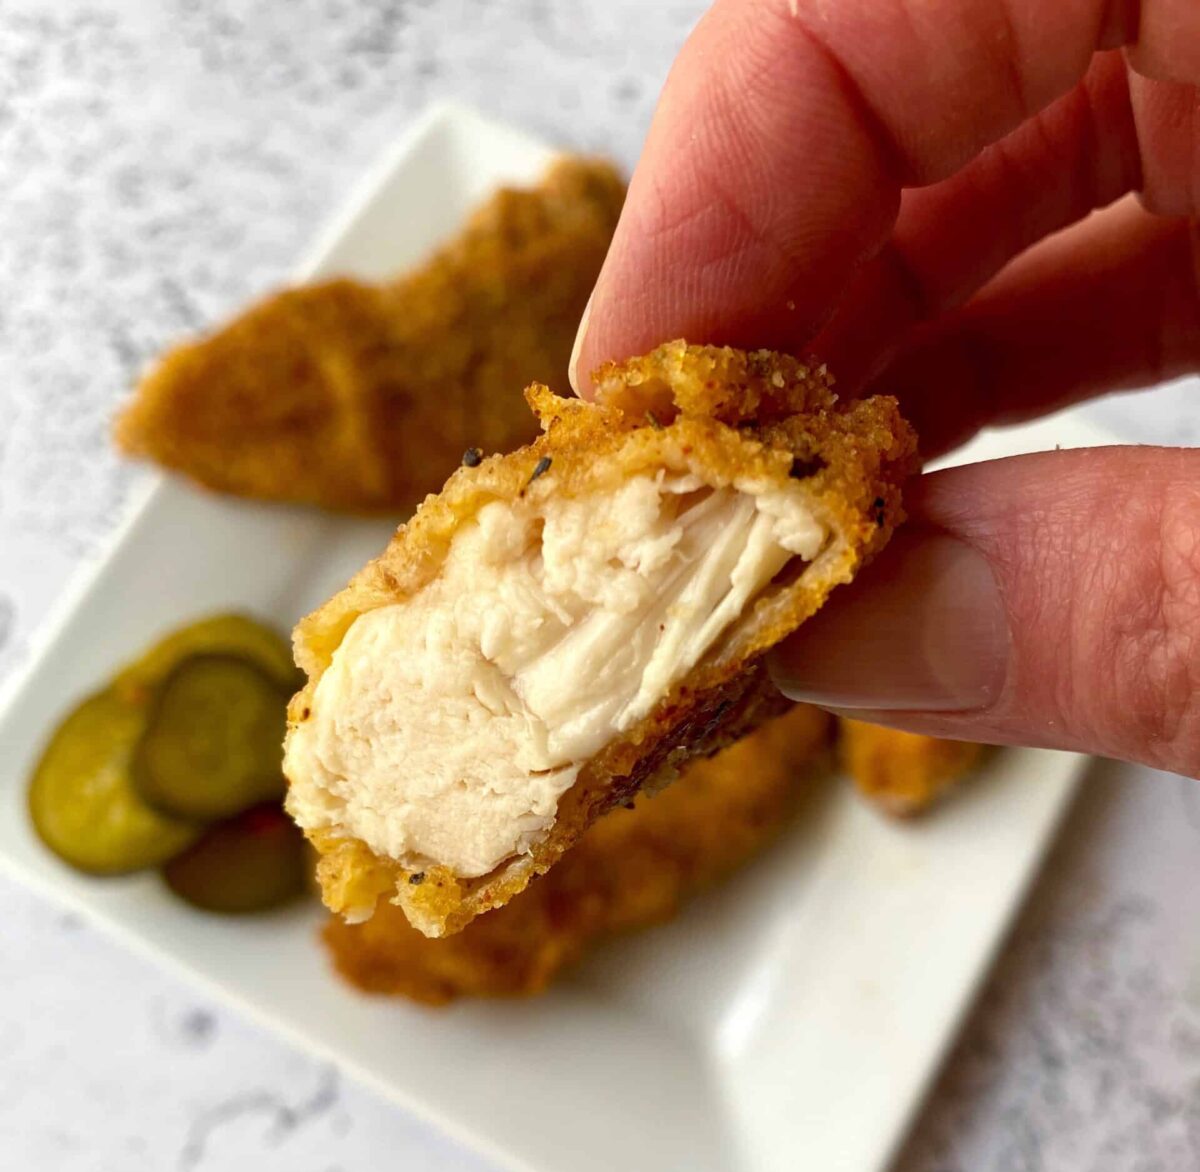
114;157;625;511
284;341;918;936
324;704;832;1004
840;719;984;816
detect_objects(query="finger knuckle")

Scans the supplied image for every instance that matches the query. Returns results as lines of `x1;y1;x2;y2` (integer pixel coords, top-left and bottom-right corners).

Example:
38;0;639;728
1105;483;1200;772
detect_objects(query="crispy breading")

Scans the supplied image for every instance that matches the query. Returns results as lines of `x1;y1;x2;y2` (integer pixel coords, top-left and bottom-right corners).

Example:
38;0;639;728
285;341;919;936
323;705;832;1004
839;718;984;816
114;157;625;511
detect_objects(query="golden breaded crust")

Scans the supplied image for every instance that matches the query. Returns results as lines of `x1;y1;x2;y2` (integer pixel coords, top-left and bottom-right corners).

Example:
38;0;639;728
114;157;625;512
287;341;918;935
323;705;832;1004
839;719;984;816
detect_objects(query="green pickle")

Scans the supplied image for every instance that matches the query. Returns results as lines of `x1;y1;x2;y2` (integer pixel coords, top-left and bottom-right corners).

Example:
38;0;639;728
133;653;289;823
163;803;308;913
28;689;200;875
28;612;307;911
112;612;302;702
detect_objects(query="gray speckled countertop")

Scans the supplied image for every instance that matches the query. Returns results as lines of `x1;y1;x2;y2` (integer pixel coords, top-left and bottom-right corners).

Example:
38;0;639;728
2;4;1199;1170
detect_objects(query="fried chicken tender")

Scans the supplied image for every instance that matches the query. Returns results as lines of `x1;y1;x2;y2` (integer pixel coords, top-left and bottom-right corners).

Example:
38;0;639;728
284;341;918;937
839;718;983;816
114;157;625;511
324;705;832;1004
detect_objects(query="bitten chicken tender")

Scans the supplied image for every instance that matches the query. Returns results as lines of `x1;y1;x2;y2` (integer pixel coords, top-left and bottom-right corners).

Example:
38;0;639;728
840;718;984;816
284;341;918;936
324;705;832;1004
114;157;625;511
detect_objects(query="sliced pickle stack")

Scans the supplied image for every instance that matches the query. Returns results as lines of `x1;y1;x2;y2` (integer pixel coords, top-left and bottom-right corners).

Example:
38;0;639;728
27;613;308;913
134;654;289;822
28;690;200;875
112;613;301;701
164;803;308;913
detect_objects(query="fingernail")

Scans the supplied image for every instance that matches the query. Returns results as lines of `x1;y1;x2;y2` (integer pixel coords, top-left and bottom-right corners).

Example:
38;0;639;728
770;533;1009;712
568;291;593;397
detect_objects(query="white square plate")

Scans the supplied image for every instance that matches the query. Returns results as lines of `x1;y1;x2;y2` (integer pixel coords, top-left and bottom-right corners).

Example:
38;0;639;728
0;104;1103;1172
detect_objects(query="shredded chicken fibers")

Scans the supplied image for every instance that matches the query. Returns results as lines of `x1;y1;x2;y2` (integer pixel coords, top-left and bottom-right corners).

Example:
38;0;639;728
287;472;826;876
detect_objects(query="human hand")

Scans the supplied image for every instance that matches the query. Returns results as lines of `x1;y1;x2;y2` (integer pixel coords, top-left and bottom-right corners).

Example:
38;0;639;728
570;0;1200;776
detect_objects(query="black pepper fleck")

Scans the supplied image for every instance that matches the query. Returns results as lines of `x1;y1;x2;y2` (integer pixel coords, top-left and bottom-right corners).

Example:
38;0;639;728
408;871;425;886
462;447;482;467
529;456;552;484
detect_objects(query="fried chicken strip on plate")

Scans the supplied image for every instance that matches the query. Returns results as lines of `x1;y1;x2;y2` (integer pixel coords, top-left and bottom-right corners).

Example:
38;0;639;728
325;704;832;1004
114;157;625;512
283;341;918;936
839;719;984;816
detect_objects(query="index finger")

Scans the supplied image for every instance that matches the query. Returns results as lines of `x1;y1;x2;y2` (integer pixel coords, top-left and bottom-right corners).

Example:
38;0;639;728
570;0;1133;393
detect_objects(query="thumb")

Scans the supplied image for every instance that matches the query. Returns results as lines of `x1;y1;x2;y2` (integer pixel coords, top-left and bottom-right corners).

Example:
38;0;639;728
771;446;1200;776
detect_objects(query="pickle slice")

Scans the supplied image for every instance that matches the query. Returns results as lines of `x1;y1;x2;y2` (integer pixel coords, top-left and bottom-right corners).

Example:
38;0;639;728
113;613;301;703
162;803;308;913
133;653;289;823
28;689;200;875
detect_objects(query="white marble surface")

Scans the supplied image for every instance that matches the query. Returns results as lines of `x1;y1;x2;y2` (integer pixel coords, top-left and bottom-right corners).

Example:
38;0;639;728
1;3;1199;1170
